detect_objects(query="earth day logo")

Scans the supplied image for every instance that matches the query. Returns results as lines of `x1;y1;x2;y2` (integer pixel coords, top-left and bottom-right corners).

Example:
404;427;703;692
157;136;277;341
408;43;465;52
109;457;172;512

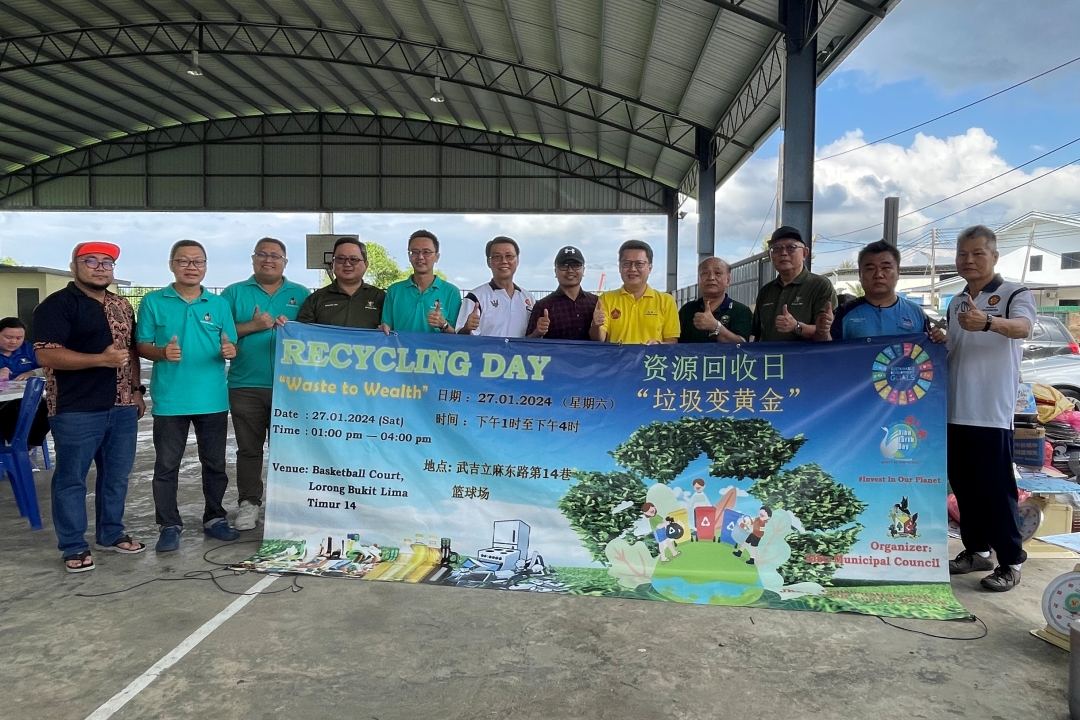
871;342;933;405
879;417;927;460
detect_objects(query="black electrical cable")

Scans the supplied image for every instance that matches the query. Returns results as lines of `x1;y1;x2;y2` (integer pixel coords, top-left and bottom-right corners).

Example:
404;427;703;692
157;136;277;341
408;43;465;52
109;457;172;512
877;614;988;641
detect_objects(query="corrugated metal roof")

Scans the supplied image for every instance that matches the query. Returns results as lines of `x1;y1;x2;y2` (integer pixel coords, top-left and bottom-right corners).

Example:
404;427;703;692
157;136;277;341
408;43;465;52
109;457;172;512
0;0;898;212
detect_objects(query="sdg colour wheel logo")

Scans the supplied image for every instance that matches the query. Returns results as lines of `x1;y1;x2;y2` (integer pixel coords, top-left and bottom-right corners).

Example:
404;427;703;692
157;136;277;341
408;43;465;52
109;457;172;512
872;342;933;405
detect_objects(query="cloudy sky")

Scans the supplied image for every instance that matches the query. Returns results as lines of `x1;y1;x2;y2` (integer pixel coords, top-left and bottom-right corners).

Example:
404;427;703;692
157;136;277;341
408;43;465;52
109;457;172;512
1;0;1078;292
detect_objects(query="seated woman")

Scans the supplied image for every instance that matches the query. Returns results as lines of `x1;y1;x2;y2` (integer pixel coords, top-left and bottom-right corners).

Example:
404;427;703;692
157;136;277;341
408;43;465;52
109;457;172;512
0;317;50;448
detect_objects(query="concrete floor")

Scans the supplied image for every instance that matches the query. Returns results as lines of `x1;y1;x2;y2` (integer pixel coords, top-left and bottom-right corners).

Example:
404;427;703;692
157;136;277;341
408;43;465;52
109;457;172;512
0;413;1074;720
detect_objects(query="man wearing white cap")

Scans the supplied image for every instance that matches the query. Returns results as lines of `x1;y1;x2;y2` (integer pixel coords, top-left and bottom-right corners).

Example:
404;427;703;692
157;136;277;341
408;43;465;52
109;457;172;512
34;241;146;573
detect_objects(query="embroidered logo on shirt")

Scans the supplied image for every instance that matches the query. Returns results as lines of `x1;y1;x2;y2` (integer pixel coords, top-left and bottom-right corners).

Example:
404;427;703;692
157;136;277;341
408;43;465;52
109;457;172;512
289;298;297;306
525;297;533;308
987;295;1000;306
203;313;212;323
611;309;621;320
491;299;499;308
365;301;377;310
720;315;730;326
901;316;915;329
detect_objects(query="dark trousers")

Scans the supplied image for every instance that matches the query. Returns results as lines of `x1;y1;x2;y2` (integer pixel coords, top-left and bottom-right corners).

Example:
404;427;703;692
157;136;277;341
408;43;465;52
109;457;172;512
948;423;1026;566
229;387;273;506
152;412;230;528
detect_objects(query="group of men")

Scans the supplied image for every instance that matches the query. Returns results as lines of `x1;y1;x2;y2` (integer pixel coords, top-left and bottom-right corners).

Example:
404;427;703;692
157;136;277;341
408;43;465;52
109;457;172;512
27;222;1033;592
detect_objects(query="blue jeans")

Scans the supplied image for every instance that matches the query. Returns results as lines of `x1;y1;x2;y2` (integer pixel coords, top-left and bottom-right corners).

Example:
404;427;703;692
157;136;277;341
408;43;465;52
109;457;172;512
49;406;139;556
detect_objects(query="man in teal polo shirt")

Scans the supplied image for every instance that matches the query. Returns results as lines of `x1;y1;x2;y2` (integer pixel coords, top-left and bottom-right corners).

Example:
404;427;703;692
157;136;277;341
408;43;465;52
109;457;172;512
380;230;462;334
222;237;310;531
136;239;240;552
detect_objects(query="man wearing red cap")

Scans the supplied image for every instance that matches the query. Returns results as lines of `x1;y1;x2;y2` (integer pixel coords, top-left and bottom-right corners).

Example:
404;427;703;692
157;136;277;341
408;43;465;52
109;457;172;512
33;241;146;573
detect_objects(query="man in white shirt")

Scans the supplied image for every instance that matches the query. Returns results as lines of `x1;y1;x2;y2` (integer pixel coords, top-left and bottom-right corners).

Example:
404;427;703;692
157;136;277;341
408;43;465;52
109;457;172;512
456;236;533;337
932;225;1036;592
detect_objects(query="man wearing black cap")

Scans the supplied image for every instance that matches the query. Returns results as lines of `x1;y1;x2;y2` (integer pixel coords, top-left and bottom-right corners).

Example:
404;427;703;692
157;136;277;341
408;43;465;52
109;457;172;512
751;226;836;342
526;246;599;341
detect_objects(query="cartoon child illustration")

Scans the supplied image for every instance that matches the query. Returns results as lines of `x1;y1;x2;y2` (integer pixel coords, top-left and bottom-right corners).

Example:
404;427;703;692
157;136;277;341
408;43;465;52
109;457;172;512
734;505;772;565
688;478;712;540
642;502;681;562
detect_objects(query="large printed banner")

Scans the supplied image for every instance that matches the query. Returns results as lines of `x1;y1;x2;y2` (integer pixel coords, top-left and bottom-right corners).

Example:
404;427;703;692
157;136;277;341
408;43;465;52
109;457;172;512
247;322;968;620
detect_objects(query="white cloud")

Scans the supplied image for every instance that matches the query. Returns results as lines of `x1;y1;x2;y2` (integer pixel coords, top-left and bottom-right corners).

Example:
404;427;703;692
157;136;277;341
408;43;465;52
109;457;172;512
841;0;1080;93
708;127;1080;270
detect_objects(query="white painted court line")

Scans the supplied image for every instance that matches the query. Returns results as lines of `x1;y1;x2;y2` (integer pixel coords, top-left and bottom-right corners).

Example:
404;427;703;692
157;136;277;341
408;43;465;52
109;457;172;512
84;574;279;720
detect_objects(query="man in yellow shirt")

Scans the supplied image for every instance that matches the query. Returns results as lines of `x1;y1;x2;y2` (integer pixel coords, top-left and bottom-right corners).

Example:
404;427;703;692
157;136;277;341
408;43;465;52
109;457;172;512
590;240;679;345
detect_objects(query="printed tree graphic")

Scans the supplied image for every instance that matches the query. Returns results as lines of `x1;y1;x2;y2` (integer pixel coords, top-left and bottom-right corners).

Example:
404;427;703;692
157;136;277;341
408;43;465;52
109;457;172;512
558;416;866;586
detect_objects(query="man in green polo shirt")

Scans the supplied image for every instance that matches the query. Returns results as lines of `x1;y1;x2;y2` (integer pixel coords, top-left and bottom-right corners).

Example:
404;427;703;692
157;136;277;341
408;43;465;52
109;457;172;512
297;237;385;328
221;237;310;531
751;226;836;342
380;230;462;334
136;240;240;552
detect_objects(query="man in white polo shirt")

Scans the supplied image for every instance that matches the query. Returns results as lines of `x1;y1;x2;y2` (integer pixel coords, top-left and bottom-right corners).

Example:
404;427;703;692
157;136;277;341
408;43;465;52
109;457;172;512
456;236;533;337
934;224;1036;592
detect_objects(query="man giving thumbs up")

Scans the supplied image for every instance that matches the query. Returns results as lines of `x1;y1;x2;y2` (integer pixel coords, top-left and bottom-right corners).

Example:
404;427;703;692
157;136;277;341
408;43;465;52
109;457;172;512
136;240;241;552
381;230;462;334
678;257;751;343
527;246;598;340
750;226;837;342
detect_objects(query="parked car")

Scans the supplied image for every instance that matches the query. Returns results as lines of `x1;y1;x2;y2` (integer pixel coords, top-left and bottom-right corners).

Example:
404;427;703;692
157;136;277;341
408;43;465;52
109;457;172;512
1020;354;1080;402
1024;315;1079;360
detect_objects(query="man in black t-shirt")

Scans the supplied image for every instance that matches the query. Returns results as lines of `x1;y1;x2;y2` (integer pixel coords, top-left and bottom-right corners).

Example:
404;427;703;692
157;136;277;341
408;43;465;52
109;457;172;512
33;242;146;573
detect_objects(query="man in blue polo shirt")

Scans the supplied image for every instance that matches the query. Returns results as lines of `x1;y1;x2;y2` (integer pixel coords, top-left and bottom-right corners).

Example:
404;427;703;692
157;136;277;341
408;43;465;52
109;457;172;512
136;240;239;552
221;237;310;531
825;240;930;341
380;230;462;334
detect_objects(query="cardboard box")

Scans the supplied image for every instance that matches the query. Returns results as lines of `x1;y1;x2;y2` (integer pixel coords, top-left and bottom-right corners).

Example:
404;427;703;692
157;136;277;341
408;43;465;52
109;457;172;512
1014;425;1047;467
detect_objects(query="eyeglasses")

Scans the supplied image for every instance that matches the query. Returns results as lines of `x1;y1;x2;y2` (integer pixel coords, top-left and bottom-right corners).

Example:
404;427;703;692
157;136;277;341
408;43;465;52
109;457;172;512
489;253;517;263
333;256;365;266
408;249;436;258
557;262;583;271
253;251;286;262
80;258;115;270
769;244;804;255
619;261;649;270
172;258;206;268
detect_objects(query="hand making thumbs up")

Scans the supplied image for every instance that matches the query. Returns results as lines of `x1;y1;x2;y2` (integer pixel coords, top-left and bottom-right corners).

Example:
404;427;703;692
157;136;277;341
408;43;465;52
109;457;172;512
220;331;237;360
251;304;274;331
693;297;720;331
427;299;448;331
164;335;182;362
814;301;834;341
462;301;481;334
775;304;798;334
99;343;131;368
535;309;550;336
592;301;606;328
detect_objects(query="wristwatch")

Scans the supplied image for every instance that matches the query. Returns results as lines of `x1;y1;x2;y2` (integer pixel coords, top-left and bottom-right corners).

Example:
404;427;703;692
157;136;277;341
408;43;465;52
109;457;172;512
982;316;993;332
793;321;803;337
440;320;450;331
133;384;147;394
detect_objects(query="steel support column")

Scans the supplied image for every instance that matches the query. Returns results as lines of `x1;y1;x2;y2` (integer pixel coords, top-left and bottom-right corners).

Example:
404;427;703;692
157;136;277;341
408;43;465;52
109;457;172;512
780;0;817;268
696;126;715;264
665;188;679;293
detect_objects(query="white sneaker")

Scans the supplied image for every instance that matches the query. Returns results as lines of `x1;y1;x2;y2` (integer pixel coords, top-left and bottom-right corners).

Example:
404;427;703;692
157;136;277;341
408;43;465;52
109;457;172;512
235;501;259;531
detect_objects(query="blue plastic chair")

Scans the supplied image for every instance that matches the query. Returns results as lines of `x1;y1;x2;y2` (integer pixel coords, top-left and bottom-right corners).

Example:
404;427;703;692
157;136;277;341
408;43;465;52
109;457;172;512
0;377;44;530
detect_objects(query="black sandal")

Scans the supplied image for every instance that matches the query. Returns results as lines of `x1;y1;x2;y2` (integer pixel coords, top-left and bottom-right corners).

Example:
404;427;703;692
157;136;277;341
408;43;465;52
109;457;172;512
97;535;146;554
63;551;95;573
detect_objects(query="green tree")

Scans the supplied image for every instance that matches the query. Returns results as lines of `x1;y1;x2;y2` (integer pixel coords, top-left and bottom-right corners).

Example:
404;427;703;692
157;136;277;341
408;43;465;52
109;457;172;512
749;463;867;585
557;470;650;564
0;257;18;266
363;241;411;288
837;260;856;270
561;416;865;583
